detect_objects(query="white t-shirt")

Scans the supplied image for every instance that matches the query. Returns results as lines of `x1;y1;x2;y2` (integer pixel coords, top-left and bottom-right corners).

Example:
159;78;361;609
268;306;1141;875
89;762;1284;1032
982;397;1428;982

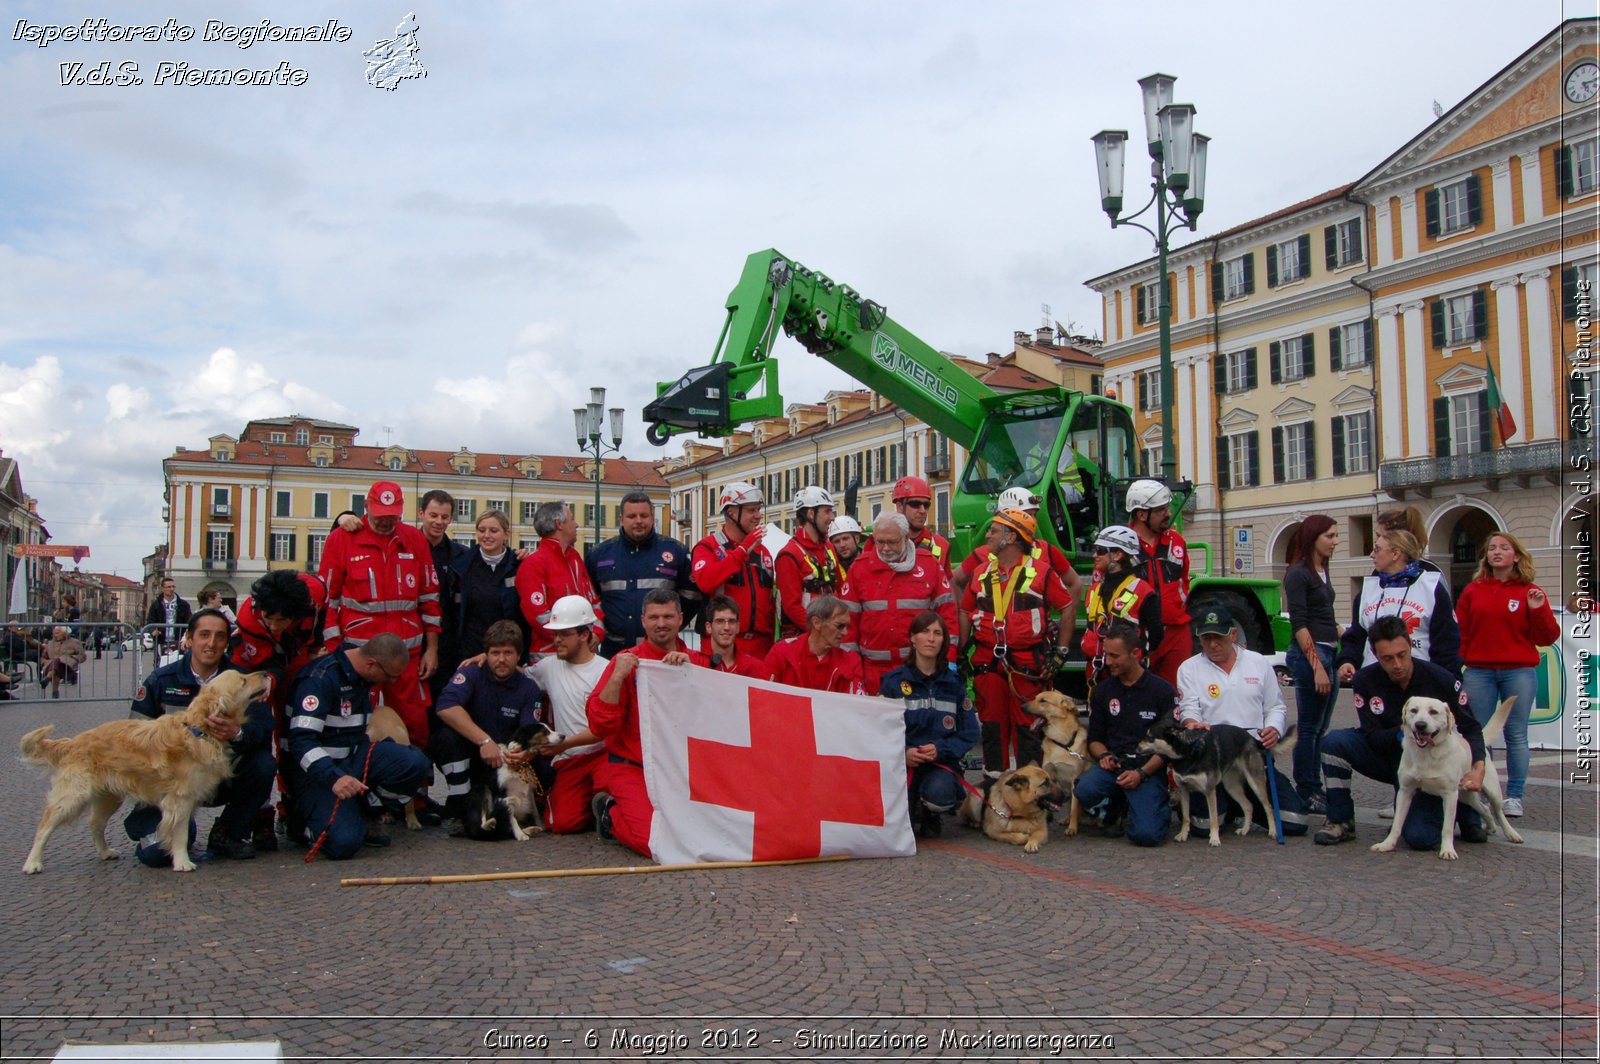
528;653;608;762
1175;648;1286;738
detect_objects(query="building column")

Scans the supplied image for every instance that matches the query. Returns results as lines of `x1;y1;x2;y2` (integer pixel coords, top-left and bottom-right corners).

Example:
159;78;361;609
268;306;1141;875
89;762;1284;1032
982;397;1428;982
1519;150;1544;224
1522;268;1556;440
1491;276;1527;441
1194;354;1215;492
1400;300;1428;457
1398;197;1419;260
1374;201;1394;267
1375;305;1403;459
1175;354;1195;482
1491;160;1514;233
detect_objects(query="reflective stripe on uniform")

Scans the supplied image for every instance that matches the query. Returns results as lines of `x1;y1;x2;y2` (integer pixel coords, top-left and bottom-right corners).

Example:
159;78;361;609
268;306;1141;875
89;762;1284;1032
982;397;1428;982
894;598;933;610
290;715;324;732
861;600;890;611
300;749;329;771
862;646;911;662
339;598;418;614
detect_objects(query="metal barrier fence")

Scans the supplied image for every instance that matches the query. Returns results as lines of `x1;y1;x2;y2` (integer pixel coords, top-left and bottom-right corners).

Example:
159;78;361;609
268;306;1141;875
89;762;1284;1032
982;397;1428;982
2;621;144;704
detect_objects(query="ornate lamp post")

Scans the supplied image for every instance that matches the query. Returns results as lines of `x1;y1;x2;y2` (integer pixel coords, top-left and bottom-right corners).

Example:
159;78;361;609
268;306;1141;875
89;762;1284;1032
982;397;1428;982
572;387;625;551
1092;73;1209;482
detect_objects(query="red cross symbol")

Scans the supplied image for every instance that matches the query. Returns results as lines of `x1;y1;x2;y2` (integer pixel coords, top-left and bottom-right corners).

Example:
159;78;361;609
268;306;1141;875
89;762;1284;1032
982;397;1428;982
687;686;884;861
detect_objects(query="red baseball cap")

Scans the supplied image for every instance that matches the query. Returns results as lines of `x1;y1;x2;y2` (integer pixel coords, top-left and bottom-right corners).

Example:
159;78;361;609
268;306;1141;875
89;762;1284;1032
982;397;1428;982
366;481;405;517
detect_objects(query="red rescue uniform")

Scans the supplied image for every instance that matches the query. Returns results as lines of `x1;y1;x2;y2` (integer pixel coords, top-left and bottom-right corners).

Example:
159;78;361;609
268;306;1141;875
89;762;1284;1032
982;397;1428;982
774;533;844;638
516;537;605;655
690;529;777;657
765;636;866;695
710;650;770;679
910;526;953;575
319;520;440;744
1133;528;1191;687
839;546;956;695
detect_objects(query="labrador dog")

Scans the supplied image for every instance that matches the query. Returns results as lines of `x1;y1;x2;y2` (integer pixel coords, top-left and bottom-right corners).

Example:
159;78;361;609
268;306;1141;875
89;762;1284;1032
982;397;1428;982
1137;715;1295;847
21;670;273;873
1022;690;1091;836
367;704;422;830
958;764;1064;853
1371;696;1523;860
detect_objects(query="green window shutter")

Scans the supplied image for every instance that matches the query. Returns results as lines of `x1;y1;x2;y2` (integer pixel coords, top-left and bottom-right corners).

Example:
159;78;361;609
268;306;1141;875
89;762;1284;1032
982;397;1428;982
1138;372;1149;410
1430;299;1446;348
1305;423;1317;481
1555;146;1574;198
1213;353;1227;395
1465;175;1483;226
1269;341;1282;385
1350;221;1363;264
1329;326;1343;371
227;532;236;561
1211;261;1223;304
1266;244;1280;288
1301;332;1316;378
1297;234;1312;277
1331;417;1347;476
1471;289;1489;340
1476;391;1492;452
1245;347;1258;390
1135;285;1146;325
1217;435;1231;487
1565;265;1579;321
1324;225;1338;270
1271;426;1285;483
1433;397;1452;455
288;535;297;562
1363;320;1374;362
1425;188;1441;238
1242;253;1255;295
1247;432;1261;486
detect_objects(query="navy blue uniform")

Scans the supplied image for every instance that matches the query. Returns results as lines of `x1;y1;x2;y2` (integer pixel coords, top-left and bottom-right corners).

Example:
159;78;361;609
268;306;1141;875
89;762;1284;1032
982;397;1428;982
426;662;545;816
880;663;978;818
1324;658;1485;848
286;651;431;859
123;655;275;865
1074;669;1177;847
587;530;701;656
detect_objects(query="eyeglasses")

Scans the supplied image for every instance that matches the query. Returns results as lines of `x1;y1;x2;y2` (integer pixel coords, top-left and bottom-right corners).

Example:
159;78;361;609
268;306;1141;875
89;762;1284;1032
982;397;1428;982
902;500;931;510
1093;546;1109;555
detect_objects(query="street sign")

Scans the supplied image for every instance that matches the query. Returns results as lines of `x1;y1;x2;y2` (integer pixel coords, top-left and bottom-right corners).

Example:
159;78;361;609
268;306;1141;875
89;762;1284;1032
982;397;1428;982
1231;526;1253;574
11;544;90;561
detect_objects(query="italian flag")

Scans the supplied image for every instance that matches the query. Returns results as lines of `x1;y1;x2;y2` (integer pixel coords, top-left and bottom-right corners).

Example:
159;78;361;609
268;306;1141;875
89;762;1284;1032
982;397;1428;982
1487;359;1517;443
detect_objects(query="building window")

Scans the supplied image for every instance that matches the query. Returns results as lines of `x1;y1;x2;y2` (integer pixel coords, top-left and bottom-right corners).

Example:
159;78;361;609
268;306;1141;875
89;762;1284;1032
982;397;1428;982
1141;444;1162;476
1221;348;1257;394
270;532;295;561
1432;290;1489;347
1138;369;1163;411
1333;320;1373;370
1273;423;1314;482
274;491;291;518
935;488;950;532
1333;412;1373;475
519;537;538;551
270;432;286;444
1215;252;1254;301
211;450;231;462
350;494;366;517
1567;262;1598;321
487;499;508;515
1135;281;1160;325
1220;432;1260;488
295;428;309;445
389;457;403;471
308;533;326;568
1325;218;1363;269
454;498;476;521
521;501;539;523
209;531;232;562
318;434;334;444
1435;391;1490;457
315;456;329;468
211;487;229;514
1427;175;1482;237
313;492;329;520
1558;137;1600;198
1267;235;1310;286
1271;334;1313;383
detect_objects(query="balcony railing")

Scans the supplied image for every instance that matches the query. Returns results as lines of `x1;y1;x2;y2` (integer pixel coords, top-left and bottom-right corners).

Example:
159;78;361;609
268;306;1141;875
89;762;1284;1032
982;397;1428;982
924;451;951;477
210;504;231;517
1379;439;1589;494
202;558;236;572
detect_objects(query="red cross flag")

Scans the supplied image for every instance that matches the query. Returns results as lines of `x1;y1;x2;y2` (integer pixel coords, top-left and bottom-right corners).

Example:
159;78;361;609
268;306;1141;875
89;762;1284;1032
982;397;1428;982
637;661;916;865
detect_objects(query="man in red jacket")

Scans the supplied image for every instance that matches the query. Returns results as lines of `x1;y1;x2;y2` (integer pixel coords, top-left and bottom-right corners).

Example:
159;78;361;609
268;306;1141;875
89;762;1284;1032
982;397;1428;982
691;481;776;657
766;596;866;694
1125;480;1191;687
891;476;951;575
319;480;441;745
839;513;955;695
516;501;605;655
775;486;844;639
587;589;708;856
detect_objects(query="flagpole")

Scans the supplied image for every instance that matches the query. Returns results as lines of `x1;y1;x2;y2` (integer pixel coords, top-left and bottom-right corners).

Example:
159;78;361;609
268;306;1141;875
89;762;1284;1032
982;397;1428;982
339;854;850;888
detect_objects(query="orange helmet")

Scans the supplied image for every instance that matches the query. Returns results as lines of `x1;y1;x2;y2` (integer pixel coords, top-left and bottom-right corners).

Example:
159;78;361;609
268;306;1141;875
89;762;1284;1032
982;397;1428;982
991;508;1037;546
892;476;932;502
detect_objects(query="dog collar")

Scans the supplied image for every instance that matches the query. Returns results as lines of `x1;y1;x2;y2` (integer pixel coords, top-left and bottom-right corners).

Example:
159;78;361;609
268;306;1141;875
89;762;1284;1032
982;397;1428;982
1043;734;1089;760
986;790;1012;821
188;726;208;740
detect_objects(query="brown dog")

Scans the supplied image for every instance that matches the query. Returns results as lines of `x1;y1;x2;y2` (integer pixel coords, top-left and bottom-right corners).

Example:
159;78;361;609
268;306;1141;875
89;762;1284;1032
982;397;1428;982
958;764;1064;853
21;670;272;873
1023;690;1090;836
367;705;422;831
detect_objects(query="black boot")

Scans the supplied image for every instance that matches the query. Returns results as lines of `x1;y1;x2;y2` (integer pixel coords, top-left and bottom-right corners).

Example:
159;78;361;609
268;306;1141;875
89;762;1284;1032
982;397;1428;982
980;723;1004;776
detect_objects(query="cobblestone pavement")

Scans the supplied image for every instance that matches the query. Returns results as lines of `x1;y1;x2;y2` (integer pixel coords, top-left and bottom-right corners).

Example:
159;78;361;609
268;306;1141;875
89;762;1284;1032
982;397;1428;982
1;682;1595;1062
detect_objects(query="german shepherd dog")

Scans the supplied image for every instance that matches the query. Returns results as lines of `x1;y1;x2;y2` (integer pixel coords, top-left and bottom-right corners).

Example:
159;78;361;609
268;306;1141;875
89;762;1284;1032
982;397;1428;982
1137;715;1296;847
463;722;562;842
958;764;1065;853
21;671;273;873
1022;690;1091;836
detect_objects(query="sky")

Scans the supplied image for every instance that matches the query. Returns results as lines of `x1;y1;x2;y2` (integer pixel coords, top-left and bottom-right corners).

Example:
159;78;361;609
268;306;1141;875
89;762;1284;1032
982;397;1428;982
0;0;1575;579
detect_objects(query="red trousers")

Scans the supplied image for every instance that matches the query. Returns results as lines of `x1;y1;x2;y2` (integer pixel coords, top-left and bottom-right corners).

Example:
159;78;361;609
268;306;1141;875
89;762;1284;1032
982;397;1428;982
592;757;653;857
1148;626;1190;690
375;653;431;746
974;670;1045;774
546;749;605;834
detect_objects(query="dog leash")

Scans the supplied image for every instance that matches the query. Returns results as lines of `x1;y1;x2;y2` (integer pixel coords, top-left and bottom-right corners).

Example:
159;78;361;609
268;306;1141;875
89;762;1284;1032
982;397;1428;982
924;760;986;801
305;741;378;863
1263;748;1285;845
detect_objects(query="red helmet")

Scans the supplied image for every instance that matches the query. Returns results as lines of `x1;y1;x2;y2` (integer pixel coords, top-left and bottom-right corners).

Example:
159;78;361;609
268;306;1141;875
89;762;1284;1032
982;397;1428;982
892;476;932;502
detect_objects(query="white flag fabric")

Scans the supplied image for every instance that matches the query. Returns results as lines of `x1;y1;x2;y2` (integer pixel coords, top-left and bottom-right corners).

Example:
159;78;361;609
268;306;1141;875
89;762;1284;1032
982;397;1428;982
637;661;916;865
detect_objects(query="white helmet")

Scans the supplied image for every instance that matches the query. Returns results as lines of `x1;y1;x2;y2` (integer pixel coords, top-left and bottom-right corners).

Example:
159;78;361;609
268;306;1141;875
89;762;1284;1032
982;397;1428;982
545;595;598;630
717;481;763;511
827;515;863;538
998;487;1041;512
793;485;833;512
1095;524;1142;557
1125;479;1173;514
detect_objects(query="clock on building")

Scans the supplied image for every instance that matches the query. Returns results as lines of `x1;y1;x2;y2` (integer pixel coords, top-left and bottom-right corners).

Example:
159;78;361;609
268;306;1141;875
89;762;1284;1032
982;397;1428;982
1566;61;1599;104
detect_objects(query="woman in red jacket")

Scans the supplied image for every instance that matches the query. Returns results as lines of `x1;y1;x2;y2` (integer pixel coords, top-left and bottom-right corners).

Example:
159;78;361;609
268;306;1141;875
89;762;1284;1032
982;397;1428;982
1456;531;1558;818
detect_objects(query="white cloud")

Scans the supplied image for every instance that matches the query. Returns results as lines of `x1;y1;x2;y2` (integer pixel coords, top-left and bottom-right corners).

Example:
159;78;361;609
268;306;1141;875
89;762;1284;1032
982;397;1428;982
0;357;73;459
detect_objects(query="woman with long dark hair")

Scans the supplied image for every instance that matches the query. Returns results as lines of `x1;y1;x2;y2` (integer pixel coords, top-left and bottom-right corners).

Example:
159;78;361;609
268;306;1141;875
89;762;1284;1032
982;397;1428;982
879;611;978;839
1283;515;1341;812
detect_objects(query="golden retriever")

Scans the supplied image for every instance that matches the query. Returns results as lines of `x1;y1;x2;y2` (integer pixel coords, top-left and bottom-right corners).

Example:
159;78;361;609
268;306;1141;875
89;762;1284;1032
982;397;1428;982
20;670;272;873
1022;690;1090;835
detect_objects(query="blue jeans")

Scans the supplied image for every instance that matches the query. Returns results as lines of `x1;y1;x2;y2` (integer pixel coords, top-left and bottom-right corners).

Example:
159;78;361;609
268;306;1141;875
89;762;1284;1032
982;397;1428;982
1463;666;1538;799
1074;765;1170;847
910;761;965;813
1287;642;1339;802
1322;728;1483;849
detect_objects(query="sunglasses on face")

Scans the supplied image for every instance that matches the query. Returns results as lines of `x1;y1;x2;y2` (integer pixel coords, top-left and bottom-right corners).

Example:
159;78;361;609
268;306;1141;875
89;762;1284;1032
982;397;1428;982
903;500;931;510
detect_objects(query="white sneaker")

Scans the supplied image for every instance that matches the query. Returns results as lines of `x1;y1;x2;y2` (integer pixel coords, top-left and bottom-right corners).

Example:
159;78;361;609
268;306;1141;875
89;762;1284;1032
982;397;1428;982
1377;800;1395;820
1503;797;1524;818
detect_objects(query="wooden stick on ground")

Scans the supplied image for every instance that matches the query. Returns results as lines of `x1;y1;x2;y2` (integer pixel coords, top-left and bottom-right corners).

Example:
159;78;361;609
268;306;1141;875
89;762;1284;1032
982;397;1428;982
340;854;850;887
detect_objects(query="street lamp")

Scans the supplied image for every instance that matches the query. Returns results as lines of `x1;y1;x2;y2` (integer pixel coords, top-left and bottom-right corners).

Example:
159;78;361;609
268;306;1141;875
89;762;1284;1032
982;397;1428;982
1092;73;1210;483
572;387;625;552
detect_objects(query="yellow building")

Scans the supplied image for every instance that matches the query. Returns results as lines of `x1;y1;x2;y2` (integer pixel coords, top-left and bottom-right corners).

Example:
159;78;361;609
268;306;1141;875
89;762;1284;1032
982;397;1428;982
161;416;669;603
1087;18;1597;597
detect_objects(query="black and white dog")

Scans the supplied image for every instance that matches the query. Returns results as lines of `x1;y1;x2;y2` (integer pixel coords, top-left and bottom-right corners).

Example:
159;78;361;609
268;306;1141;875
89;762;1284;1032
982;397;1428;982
1137;715;1296;847
463;722;562;842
